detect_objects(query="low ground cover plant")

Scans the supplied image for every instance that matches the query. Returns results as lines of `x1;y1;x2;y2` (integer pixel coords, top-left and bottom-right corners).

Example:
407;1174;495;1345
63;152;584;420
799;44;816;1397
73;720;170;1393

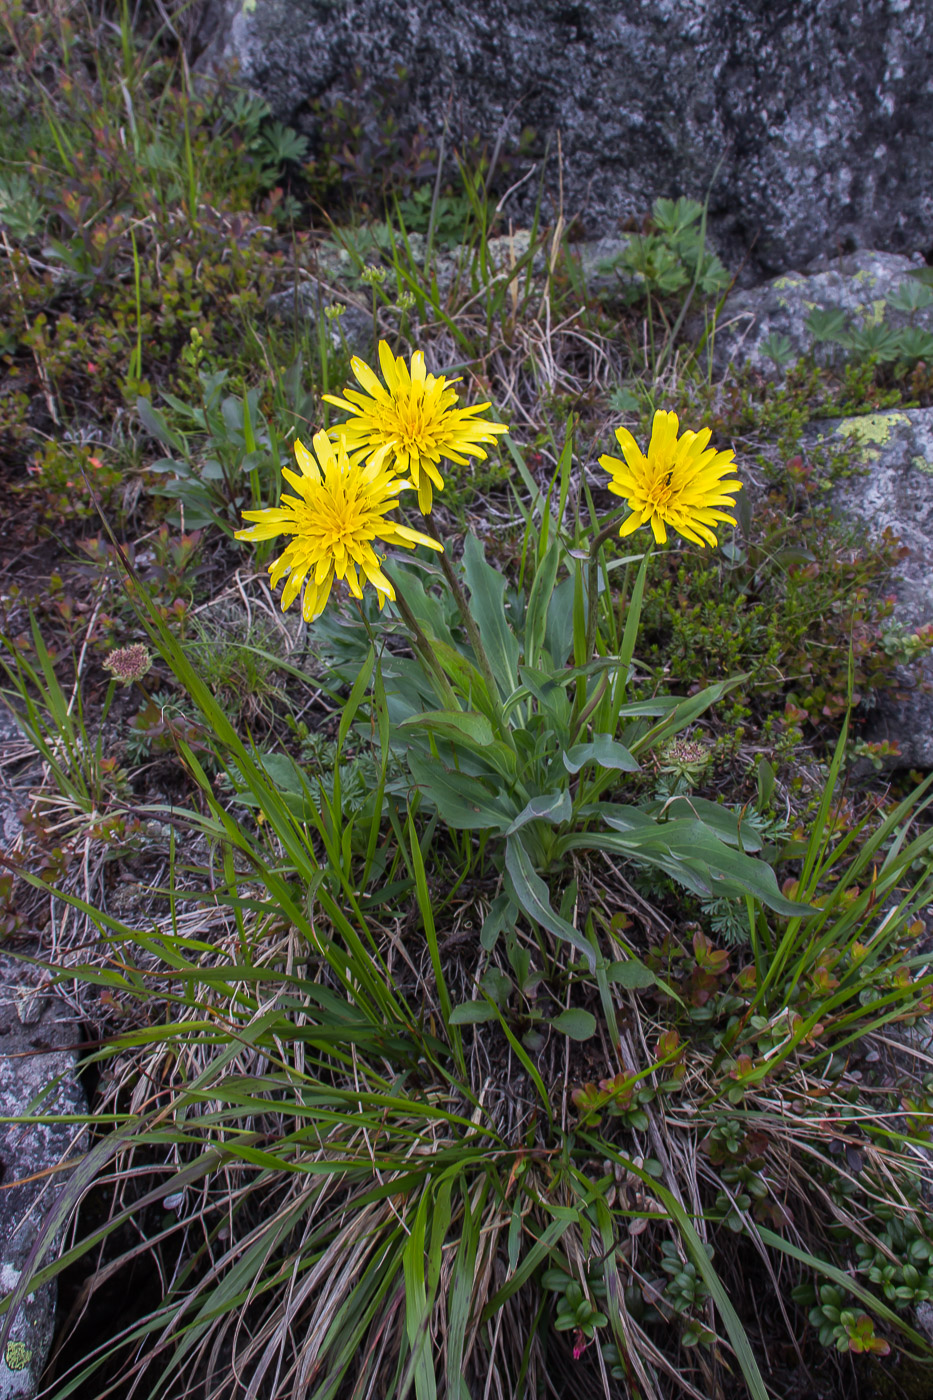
2;5;933;1400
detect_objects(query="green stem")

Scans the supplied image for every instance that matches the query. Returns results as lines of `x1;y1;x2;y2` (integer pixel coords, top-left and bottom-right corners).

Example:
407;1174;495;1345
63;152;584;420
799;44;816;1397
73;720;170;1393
422;516;513;741
584;508;629;665
383;565;459;711
569;670;609;746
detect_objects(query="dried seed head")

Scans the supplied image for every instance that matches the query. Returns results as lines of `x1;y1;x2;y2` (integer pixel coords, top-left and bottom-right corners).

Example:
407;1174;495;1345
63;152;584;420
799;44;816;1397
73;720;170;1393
657;735;712;782
103;644;152;686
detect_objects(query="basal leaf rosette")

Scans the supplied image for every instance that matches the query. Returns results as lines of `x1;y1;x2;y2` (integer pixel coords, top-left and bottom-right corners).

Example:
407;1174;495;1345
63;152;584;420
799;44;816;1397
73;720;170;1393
235;429;441;621
323;340;509;514
600;409;741;548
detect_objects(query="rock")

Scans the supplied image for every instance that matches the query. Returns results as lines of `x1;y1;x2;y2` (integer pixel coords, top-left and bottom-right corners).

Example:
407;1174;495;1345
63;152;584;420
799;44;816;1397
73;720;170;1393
267;278;375;360
805;408;933;768
917;1300;933;1343
268;227;550;357
0;708;29;850
715;250;933;376
0;956;87;1400
194;0;933;275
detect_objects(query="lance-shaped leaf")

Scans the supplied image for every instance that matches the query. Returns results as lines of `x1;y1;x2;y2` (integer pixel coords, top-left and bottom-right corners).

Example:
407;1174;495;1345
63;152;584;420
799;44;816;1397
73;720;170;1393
505;834;596;969
399;709;495;748
407;750;518;832
563;735;640;775
505;789;572;836
462;532;521;698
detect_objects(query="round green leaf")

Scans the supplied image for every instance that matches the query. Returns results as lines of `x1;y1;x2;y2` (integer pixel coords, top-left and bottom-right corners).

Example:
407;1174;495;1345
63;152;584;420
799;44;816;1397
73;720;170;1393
550;1008;597;1041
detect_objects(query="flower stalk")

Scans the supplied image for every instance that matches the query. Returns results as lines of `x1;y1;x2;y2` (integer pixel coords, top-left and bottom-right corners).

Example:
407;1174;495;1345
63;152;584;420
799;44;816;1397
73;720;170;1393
422;515;514;743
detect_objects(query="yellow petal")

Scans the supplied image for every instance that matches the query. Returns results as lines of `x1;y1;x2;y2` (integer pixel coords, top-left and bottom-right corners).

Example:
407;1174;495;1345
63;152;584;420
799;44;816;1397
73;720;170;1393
303;572;333;621
377;341;400;394
417;475;434;514
294;437;321;481
391;523;444;552
361;559;395;598
350;357;385;400
618;511;644;538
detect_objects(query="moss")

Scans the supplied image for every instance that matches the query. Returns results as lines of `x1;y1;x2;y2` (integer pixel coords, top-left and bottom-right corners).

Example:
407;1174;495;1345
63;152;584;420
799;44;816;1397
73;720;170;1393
912;455;933;476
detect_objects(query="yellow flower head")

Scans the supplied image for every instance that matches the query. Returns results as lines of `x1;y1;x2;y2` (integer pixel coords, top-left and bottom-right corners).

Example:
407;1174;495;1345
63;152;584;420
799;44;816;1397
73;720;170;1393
235;430;442;621
599;410;742;548
323;340;509;514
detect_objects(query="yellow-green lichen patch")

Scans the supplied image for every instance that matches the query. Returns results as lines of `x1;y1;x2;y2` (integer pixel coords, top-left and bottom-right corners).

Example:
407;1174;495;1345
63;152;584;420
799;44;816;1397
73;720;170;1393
912;456;933;476
860;299;888;327
834;413;909;461
776;278;806;311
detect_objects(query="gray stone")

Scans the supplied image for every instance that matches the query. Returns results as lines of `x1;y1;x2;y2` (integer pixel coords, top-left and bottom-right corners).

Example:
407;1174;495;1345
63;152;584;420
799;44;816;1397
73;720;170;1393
0;708;29;850
0;956;87;1400
916;1299;933;1343
805;408;933;768
268;227;550;357
195;0;933;275
267;277;376;360
715;250;933;376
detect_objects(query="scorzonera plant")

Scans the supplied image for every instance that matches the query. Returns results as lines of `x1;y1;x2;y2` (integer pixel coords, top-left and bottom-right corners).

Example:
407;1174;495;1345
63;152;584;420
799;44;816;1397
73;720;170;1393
235;341;804;971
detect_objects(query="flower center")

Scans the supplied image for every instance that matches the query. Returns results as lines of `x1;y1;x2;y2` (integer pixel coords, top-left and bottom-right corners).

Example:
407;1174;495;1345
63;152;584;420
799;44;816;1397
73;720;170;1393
646;469;675;511
304;493;369;549
398;387;430;448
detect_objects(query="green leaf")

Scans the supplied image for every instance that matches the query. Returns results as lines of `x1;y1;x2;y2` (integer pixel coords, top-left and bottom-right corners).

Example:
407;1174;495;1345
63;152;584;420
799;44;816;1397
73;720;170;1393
407;751;517;832
399;708;495;748
447;1179;486;1398
895;326;933;361
849;323;903;362
462;532;521;698
551;1008;597;1041
591;1145;771;1400
403;1189;437;1400
518;665;572;730
136;395;187;454
658;820;809;914
558;829;712;899
655;796;763;852
505;789;572;835
480;894;516;952
615;697;682;718
563;735;640;775
480;1210;577;1321
505;835;596;970
888;278;933;313
397;697;518;781
757;1228;930;1350
449;1002;499;1025
425;637;498;721
610;549;650;719
806;307;850;344
626;677;747;756
337;646;375;749
543;574;577;667
559;807;811;916
757;757;776;809
607;959;657;989
524;539;560;670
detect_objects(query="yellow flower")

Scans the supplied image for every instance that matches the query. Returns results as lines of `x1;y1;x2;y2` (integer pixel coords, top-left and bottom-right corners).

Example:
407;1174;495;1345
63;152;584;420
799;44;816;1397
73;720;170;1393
599;410;742;548
235;430;442;621
323;340;509;513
